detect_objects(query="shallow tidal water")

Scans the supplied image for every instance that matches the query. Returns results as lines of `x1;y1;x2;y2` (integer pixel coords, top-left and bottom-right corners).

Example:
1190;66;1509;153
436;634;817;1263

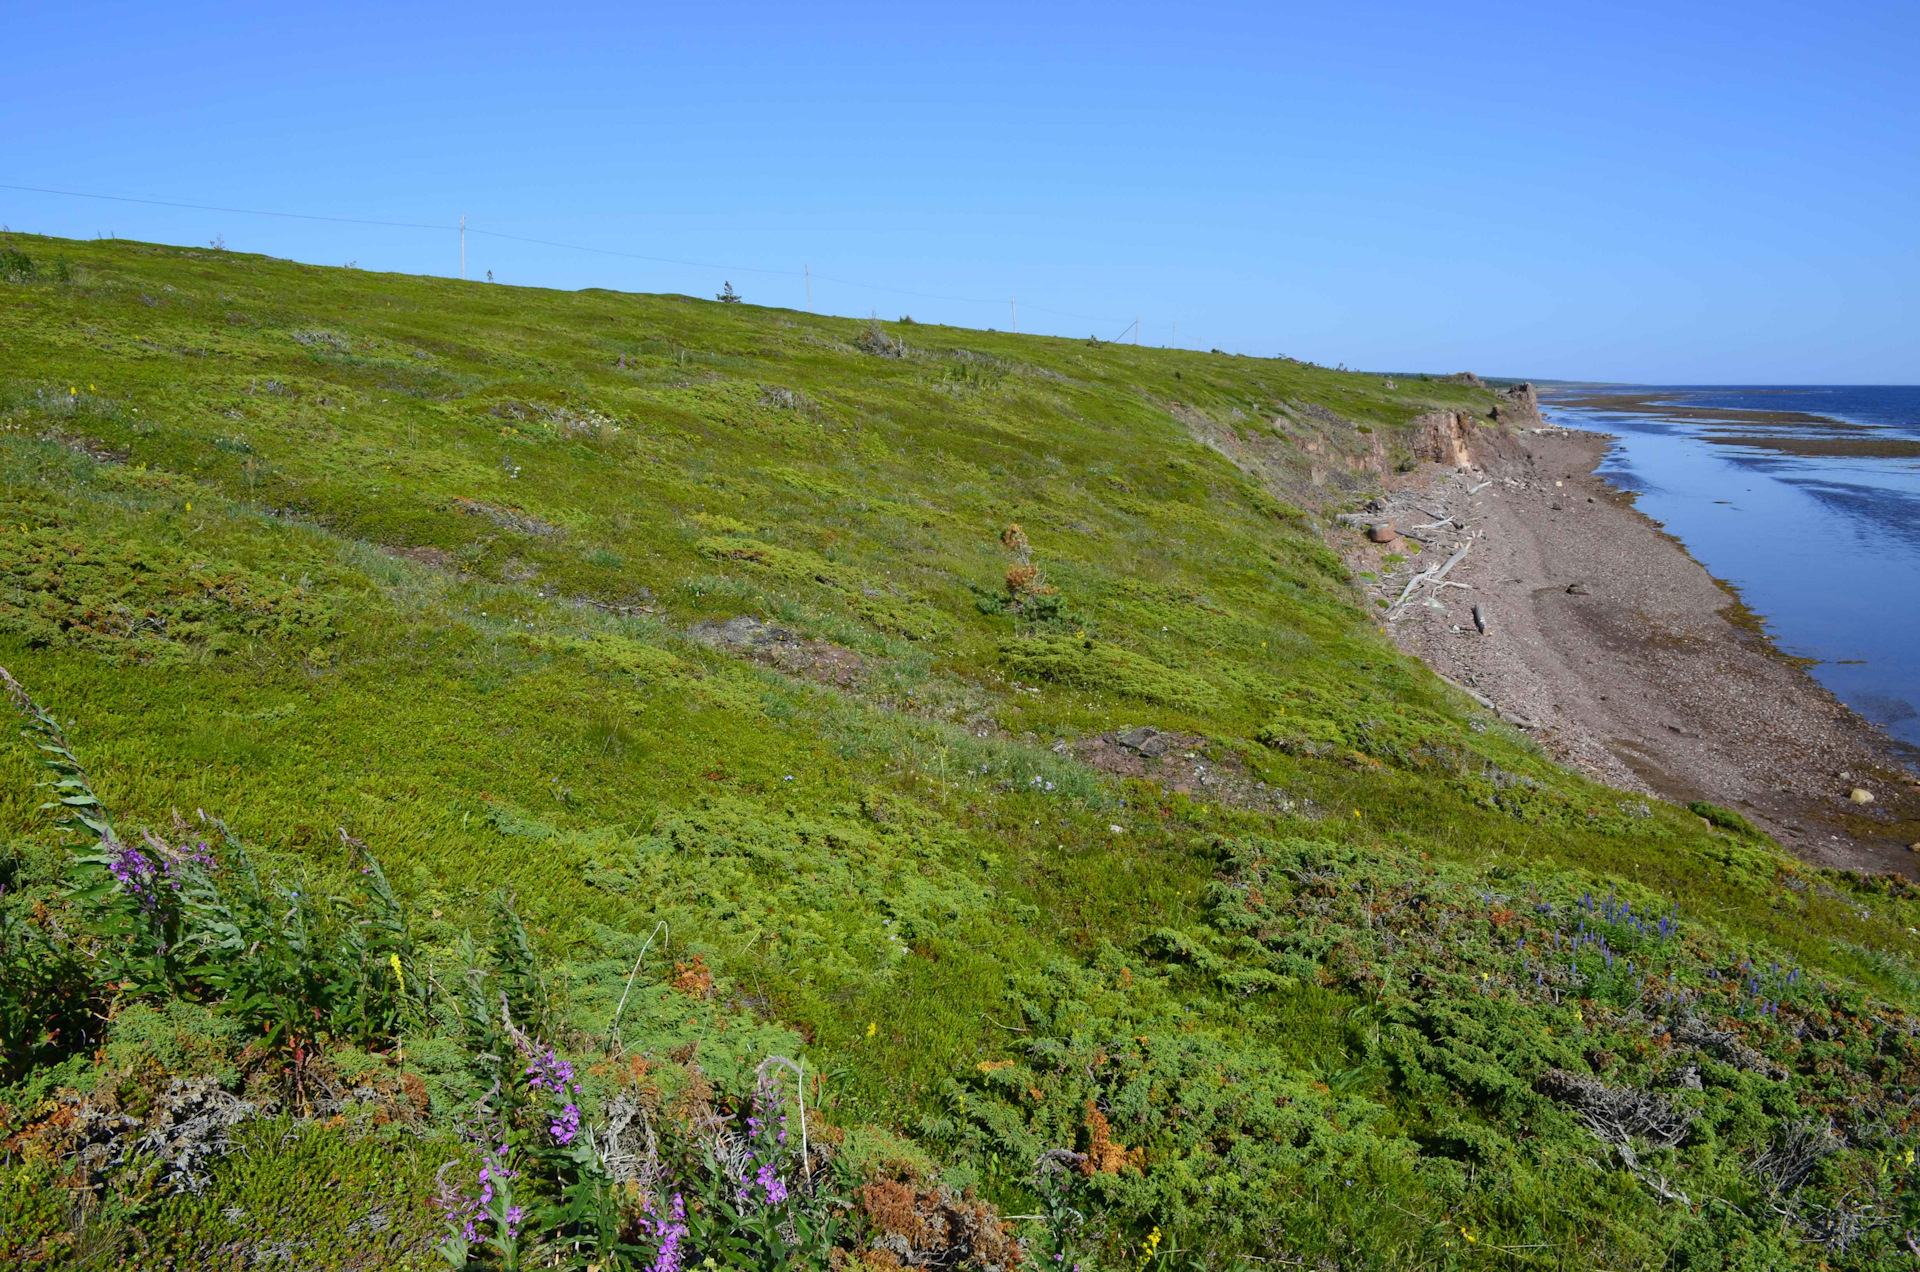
1541;385;1920;754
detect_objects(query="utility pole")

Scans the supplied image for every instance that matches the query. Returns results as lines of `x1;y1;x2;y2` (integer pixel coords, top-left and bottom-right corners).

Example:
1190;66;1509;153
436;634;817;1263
805;264;812;313
1011;297;1016;334
1135;316;1140;344
460;214;466;280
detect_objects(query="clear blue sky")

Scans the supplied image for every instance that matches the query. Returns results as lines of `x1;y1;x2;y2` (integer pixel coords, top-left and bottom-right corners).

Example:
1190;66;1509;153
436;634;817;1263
5;1;1916;382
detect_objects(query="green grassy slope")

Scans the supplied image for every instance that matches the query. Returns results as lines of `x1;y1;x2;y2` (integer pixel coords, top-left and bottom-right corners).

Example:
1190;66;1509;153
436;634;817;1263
1;235;1917;1270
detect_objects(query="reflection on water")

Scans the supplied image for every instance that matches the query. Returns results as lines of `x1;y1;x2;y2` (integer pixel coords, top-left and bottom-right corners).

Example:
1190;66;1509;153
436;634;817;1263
1542;386;1920;751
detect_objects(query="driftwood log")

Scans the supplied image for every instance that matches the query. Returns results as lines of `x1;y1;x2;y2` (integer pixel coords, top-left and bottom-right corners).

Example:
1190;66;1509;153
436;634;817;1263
1388;540;1472;616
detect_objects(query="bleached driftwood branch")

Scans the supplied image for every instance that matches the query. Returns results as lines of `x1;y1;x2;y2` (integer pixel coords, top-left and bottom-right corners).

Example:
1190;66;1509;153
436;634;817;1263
1388;540;1471;616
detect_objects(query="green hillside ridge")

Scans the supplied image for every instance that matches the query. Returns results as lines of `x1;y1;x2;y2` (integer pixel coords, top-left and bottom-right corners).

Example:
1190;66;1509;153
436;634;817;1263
0;234;1916;1270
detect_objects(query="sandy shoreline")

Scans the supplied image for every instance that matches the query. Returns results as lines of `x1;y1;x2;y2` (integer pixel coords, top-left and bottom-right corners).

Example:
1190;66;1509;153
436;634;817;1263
1342;424;1920;876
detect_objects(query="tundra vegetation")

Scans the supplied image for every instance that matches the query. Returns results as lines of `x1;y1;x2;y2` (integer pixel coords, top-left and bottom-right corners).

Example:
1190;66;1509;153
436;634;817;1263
0;234;1917;1270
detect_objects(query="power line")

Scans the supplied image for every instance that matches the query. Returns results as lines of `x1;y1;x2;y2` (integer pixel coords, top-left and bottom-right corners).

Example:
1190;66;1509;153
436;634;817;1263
0;182;450;231
805;272;1120;326
1;180;1133;326
465;226;802;277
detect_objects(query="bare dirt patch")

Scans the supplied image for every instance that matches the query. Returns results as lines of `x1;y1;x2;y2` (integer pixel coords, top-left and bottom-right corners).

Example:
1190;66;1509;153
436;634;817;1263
450;496;560;537
389;544;454;569
1071;725;1307;816
688;615;865;688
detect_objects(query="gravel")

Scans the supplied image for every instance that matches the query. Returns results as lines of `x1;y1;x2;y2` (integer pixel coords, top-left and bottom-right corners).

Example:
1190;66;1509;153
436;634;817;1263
1352;426;1918;877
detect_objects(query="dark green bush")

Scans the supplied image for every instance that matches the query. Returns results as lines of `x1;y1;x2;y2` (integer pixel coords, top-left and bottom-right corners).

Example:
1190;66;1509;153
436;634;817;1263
0;248;34;282
1689;799;1764;838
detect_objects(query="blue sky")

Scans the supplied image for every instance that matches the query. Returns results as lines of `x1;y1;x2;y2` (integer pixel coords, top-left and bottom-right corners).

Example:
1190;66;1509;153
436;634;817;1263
4;1;1916;382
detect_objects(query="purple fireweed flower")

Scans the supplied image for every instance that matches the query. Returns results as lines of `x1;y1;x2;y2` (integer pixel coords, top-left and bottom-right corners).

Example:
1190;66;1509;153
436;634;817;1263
436;1138;518;1250
108;842;161;910
550;1102;580;1145
640;1192;688;1272
524;1046;578;1095
442;1132;520;1247
107;833;216;916
520;1043;584;1143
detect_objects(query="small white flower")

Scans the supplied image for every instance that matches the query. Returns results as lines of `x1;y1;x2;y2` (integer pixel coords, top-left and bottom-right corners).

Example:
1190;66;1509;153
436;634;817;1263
1110;824;1124;834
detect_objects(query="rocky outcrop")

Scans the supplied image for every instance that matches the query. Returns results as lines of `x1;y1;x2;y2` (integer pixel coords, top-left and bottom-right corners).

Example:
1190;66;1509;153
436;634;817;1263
1411;411;1478;466
1493;382;1544;427
1443;372;1486;387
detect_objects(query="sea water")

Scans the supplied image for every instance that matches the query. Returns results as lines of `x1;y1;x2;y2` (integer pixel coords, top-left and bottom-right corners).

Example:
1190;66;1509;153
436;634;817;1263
1542;386;1920;753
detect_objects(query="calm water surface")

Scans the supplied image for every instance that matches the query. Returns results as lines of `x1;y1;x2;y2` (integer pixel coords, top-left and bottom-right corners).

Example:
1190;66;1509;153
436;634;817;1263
1541;385;1920;752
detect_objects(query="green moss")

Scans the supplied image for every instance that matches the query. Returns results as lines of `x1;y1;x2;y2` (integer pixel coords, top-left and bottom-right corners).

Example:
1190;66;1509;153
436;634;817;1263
1000;636;1220;712
0;507;335;662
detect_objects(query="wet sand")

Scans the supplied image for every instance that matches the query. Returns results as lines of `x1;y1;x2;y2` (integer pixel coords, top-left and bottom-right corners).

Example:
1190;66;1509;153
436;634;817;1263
1344;426;1920;876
